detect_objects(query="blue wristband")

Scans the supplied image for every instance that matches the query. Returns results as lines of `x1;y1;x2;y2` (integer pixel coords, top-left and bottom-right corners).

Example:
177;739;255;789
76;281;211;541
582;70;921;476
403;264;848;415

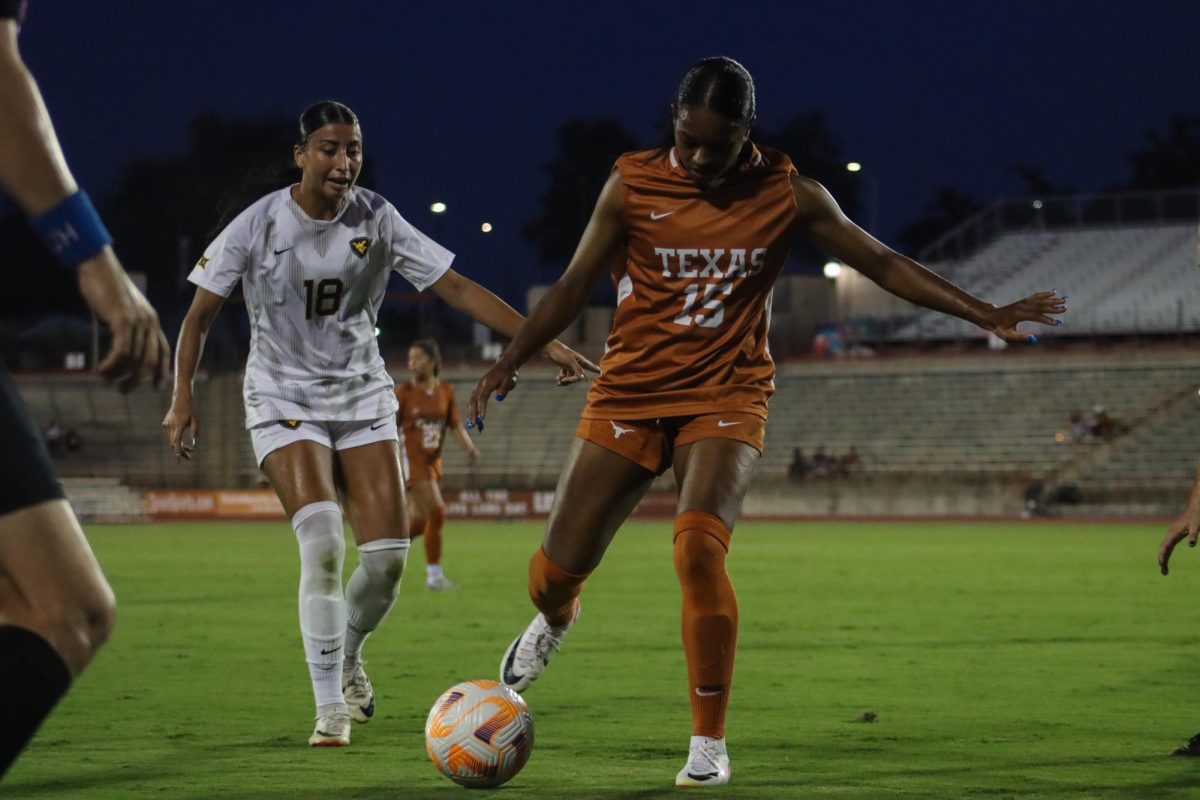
29;190;113;267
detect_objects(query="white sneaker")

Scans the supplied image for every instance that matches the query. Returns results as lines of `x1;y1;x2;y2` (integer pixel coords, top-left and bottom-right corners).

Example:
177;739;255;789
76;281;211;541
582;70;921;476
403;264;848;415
426;575;459;591
675;737;731;787
308;705;351;747
341;661;375;724
499;602;579;693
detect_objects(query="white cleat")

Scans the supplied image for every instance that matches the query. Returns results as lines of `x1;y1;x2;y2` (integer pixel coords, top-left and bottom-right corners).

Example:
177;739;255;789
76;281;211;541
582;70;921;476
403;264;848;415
675;737;731;788
308;705;351;747
342;661;375;724
499;603;579;693
425;575;459;591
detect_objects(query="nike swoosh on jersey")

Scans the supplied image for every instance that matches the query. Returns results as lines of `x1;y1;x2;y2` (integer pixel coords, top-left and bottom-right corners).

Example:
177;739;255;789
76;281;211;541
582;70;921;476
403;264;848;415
716;420;743;428
273;246;294;255
650;211;674;220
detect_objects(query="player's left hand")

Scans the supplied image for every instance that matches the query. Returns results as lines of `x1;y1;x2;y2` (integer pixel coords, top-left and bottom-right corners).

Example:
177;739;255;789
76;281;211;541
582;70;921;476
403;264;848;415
544;341;599;386
1159;490;1200;575
979;291;1066;343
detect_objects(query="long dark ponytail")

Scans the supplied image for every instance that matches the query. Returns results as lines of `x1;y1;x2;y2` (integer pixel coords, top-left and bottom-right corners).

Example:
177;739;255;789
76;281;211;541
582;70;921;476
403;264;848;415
654;56;757;153
211;100;360;236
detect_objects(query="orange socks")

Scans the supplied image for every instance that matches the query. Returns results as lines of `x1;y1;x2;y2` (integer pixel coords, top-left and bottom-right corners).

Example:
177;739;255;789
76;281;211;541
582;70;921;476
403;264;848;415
673;510;738;739
422;506;445;566
528;546;588;627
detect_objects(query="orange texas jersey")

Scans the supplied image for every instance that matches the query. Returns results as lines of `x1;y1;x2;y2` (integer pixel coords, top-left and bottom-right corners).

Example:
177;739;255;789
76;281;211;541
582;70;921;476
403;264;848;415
583;144;801;422
395;381;459;459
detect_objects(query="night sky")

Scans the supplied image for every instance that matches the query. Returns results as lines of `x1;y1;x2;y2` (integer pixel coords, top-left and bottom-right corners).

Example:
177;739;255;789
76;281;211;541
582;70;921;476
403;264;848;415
19;0;1199;305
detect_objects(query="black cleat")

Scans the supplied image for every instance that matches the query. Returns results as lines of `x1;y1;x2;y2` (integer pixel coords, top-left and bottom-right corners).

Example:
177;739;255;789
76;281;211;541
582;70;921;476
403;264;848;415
1172;733;1200;756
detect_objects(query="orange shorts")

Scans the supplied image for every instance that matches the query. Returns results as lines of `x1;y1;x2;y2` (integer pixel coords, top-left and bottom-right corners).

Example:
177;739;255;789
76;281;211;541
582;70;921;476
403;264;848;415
403;450;443;486
575;412;765;475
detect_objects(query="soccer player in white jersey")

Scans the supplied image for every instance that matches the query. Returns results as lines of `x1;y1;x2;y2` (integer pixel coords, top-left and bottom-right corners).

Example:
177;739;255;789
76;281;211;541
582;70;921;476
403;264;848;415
161;101;595;747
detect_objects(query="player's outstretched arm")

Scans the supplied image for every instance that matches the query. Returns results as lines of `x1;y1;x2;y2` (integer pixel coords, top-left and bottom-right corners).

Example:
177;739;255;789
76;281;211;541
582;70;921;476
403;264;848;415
1160;460;1200;575
162;288;225;459
0;21;169;391
791;175;1065;343
467;170;624;428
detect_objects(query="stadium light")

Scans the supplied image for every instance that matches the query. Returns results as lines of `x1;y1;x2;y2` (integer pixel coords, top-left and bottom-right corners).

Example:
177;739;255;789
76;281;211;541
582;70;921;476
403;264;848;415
1032;199;1044;210
430;201;447;214
823;261;843;279
481;222;493;233
846;162;862;172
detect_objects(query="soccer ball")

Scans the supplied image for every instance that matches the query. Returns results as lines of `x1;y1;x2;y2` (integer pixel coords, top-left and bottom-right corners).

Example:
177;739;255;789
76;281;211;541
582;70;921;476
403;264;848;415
425;679;535;788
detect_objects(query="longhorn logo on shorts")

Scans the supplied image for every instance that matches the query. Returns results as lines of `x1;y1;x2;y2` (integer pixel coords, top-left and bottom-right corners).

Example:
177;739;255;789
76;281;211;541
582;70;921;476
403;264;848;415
349;237;370;258
609;421;633;439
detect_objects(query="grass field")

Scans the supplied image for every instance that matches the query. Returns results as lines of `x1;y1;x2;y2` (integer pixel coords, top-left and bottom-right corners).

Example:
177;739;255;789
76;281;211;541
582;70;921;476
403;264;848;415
6;519;1200;799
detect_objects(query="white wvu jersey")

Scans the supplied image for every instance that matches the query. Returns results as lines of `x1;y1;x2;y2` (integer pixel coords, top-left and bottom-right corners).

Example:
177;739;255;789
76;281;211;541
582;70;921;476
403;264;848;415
189;186;453;427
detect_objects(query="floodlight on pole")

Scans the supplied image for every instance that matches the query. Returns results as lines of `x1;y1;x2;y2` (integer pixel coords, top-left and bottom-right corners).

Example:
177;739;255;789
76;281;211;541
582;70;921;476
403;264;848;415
823;261;843;279
481;222;493;233
846;162;862;172
430;201;447;214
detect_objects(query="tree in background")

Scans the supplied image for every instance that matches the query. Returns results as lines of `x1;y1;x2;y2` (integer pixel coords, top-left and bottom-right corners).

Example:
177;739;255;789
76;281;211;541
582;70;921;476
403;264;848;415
1122;113;1200;190
894;187;983;257
522;118;638;269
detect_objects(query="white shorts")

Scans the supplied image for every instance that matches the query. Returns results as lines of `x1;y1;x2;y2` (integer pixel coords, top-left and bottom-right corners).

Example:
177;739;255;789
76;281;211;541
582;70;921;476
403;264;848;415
250;416;399;466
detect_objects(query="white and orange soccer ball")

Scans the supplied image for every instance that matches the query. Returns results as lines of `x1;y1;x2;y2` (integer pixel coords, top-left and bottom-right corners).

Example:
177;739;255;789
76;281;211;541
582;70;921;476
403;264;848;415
424;679;535;788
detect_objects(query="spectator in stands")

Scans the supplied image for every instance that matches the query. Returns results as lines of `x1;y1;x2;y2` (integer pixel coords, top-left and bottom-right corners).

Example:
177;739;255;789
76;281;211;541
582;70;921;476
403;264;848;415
811;446;832;478
1067;410;1089;443
840;446;862;476
42;419;62;455
1089;405;1127;441
787;448;809;481
64;427;81;454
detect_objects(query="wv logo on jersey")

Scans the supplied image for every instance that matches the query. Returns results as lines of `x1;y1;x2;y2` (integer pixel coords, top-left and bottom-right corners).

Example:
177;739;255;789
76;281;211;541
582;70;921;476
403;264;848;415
349;237;370;258
195;255;210;270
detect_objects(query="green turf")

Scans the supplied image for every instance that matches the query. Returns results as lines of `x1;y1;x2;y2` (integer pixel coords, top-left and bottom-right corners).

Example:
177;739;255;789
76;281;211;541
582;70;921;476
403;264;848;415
6;520;1200;799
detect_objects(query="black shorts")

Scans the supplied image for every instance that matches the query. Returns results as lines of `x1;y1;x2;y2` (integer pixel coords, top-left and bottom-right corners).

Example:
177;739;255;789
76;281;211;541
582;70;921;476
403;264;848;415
0;359;64;517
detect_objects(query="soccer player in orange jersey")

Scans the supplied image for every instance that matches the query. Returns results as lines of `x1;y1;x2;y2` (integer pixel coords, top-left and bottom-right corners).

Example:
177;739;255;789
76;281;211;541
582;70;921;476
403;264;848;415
471;56;1065;787
396;339;479;590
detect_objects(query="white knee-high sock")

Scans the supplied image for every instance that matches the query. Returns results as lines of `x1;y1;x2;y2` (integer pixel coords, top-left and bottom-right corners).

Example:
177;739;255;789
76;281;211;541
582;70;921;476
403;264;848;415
293;501;346;710
344;538;410;667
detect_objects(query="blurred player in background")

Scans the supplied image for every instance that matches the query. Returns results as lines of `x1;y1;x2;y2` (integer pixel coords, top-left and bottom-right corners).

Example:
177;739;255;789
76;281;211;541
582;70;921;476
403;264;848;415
396;339;479;591
162;100;593;748
471;56;1065;786
0;0;170;778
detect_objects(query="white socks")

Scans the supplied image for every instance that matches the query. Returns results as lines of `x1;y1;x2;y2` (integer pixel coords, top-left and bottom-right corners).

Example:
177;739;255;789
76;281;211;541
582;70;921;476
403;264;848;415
426;563;444;582
293;501;347;710
344;538;410;666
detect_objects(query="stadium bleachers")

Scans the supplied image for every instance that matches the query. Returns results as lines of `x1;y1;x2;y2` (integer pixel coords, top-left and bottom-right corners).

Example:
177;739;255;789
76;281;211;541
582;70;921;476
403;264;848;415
893;222;1198;339
15;351;1200;514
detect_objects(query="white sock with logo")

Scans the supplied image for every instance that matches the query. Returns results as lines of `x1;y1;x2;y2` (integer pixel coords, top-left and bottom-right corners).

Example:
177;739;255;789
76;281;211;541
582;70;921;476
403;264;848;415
293;501;347;710
344;538;409;667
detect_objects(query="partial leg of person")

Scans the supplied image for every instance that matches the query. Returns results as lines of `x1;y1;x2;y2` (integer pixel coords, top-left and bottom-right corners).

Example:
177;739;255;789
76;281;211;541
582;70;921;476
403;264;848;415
0;500;116;778
409;479;452;590
334;429;409;725
501;433;656;692
258;433;349;747
670;427;761;788
0;362;116;778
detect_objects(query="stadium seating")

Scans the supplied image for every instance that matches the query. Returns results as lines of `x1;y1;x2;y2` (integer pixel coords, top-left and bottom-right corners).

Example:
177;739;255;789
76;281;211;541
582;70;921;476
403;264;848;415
14;351;1199;515
892;222;1197;339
